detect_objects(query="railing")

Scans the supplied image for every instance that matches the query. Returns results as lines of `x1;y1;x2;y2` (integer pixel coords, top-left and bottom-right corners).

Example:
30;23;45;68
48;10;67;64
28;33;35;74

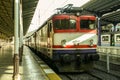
97;46;120;73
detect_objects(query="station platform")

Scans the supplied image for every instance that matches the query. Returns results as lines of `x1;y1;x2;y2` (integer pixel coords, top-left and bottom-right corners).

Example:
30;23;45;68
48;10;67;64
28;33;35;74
22;46;49;80
0;44;61;80
0;44;14;80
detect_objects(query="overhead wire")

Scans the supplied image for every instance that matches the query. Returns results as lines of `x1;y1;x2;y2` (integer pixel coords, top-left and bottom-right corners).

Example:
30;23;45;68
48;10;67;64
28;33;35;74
37;0;70;27
42;0;69;16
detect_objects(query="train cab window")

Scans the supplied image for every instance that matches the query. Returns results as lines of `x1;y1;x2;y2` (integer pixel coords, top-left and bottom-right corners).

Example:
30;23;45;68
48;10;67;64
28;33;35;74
53;19;76;30
69;19;76;29
80;20;96;29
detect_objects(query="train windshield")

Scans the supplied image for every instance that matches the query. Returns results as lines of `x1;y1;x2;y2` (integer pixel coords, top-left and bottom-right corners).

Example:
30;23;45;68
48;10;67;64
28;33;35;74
80;20;96;29
53;19;76;30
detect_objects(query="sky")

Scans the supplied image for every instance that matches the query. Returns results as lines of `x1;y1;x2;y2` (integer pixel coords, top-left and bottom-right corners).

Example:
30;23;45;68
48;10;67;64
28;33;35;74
28;0;90;32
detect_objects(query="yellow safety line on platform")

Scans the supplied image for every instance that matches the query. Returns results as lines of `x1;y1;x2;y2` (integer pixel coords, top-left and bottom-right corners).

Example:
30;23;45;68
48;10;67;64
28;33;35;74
32;53;62;80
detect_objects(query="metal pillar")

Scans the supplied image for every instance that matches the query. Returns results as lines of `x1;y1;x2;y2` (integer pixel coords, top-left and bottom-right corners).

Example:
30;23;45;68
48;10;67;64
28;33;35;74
106;48;110;73
13;0;20;80
19;0;23;63
97;17;101;46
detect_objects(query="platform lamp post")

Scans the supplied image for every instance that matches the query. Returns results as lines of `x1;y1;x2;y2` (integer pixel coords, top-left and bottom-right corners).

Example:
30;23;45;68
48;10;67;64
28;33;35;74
13;0;20;80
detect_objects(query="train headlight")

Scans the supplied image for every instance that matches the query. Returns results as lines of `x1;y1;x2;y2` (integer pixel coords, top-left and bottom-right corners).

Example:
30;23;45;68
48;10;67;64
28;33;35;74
76;12;80;16
89;39;94;46
61;39;66;47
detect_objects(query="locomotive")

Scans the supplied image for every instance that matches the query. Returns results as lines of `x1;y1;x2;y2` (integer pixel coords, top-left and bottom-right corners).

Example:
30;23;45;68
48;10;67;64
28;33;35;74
25;5;99;72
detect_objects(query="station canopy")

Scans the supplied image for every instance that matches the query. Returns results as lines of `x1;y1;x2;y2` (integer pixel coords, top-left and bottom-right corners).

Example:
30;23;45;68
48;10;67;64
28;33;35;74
0;0;39;39
0;0;120;39
81;0;120;25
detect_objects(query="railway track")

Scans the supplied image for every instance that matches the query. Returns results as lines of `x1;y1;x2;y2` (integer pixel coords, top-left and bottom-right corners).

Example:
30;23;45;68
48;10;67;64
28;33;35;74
59;73;101;80
58;68;120;80
94;60;120;77
88;68;120;80
95;60;120;71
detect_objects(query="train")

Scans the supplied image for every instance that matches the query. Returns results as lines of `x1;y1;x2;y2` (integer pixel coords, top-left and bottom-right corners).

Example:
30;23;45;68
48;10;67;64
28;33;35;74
101;23;120;47
25;5;99;72
99;23;120;55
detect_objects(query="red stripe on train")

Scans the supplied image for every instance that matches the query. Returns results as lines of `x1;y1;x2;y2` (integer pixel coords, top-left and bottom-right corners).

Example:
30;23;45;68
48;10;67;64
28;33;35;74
54;30;97;33
53;45;97;48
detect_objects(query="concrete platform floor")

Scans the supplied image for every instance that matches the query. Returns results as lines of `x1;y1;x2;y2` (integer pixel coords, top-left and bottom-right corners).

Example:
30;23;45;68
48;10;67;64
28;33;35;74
0;45;14;80
21;46;48;80
0;44;48;80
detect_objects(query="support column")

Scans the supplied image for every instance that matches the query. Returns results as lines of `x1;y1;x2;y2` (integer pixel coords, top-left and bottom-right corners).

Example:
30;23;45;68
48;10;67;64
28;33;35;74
106;48;110;73
97;17;101;46
13;0;20;80
19;0;23;63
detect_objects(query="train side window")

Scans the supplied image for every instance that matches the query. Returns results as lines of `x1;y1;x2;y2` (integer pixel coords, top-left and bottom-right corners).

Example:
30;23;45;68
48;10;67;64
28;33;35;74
49;23;52;32
47;23;50;37
47;22;52;37
41;29;43;37
116;35;120;41
102;36;109;41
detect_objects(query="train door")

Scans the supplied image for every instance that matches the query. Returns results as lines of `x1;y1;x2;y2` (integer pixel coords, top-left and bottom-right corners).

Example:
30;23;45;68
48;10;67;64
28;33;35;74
110;34;114;46
47;20;53;58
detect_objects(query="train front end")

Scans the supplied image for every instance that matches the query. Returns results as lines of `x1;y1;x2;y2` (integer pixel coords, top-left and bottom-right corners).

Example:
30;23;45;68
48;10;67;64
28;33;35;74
51;14;99;72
